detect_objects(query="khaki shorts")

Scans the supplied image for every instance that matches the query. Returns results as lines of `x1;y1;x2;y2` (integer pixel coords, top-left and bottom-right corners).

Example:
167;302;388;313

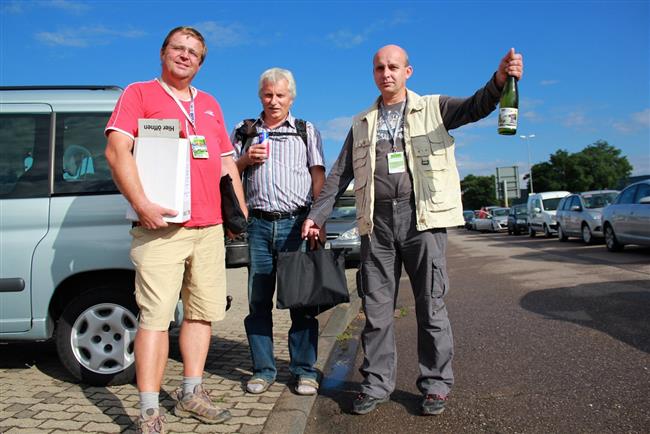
130;224;227;331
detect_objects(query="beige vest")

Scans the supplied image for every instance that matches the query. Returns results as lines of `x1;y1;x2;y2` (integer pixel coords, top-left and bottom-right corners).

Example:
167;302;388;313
351;89;465;236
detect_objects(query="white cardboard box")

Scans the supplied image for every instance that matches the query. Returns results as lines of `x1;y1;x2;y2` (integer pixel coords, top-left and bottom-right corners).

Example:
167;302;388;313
126;125;191;223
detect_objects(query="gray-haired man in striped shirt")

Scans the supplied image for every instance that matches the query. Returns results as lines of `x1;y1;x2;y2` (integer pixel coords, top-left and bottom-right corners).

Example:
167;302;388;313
231;67;325;396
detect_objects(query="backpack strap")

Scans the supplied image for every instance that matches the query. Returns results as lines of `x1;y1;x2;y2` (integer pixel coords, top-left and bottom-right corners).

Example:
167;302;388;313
294;118;308;146
236;118;309;148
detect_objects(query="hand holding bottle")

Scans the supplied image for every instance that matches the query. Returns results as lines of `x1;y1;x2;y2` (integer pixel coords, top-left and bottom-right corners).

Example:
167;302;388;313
496;48;524;88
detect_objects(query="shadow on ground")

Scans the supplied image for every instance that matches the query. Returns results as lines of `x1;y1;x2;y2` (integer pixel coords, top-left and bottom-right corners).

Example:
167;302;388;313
520;279;650;353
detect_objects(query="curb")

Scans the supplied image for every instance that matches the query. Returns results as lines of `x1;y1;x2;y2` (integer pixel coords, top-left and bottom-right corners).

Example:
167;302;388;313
261;270;361;434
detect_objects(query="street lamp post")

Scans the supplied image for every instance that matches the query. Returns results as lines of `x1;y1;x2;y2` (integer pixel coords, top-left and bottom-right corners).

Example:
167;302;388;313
520;134;535;193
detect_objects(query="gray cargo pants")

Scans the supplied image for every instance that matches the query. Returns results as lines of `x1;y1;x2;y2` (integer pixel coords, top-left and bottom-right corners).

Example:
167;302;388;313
358;197;454;399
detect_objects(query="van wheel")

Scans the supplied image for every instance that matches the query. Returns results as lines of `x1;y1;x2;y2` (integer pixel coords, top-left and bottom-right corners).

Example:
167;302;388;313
557;225;568;242
543;224;553;238
55;287;138;386
581;224;593;245
604;224;624;252
528;226;536;237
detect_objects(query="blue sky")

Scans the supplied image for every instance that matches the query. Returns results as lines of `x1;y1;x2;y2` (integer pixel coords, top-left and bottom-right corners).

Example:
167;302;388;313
2;0;649;183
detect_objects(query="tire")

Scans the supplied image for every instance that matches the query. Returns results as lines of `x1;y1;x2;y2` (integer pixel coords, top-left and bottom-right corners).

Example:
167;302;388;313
581;224;593;245
604;224;624;252
528;225;536;237
55;287;138;386
557;224;568;242
543;224;553;238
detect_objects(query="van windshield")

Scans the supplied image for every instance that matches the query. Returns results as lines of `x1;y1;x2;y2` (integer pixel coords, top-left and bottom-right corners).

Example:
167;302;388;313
542;197;563;211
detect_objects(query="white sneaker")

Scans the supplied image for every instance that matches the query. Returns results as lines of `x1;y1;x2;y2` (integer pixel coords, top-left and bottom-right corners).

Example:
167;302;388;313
246;377;272;394
296;378;318;396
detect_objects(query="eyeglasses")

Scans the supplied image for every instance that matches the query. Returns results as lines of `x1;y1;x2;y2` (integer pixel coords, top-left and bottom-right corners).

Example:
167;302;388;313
168;44;201;62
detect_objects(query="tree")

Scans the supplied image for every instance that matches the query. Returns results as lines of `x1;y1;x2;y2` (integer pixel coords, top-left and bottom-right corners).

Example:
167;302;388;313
531;140;632;192
575;140;632;189
461;174;496;210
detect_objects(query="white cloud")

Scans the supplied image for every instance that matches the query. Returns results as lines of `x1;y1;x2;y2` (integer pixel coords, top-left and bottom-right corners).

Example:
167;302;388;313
613;108;650;133
195;21;250;48
1;0;23;13
630;152;650;176
2;0;89;14
563;110;589;128
632;108;650;126
318;116;353;141
327;30;366;49
522;110;542;122
35;26;145;47
49;0;90;13
327;13;412;49
456;154;508;177
540;79;559;86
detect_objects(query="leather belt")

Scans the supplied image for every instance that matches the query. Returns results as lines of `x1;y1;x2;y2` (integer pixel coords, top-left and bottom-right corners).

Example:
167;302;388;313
251;207;308;221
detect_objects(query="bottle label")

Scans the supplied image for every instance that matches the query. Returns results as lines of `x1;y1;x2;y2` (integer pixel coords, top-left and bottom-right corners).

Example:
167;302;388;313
498;108;518;129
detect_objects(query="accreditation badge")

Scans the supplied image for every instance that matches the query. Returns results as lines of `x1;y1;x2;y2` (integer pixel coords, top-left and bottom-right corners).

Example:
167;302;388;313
387;151;406;174
189;135;209;159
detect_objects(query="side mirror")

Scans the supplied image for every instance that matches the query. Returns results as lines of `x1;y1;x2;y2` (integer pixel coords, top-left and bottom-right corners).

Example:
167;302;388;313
533;207;541;214
639;196;650;204
570;205;582;212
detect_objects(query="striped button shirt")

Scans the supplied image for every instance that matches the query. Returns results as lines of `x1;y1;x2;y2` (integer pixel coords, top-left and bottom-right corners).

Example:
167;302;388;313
230;113;325;213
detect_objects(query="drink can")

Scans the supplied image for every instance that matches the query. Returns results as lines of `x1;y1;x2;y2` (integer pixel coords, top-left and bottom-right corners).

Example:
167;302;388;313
258;131;270;157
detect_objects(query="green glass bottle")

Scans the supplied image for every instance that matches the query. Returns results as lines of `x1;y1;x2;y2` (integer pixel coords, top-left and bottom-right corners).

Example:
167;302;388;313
498;75;518;135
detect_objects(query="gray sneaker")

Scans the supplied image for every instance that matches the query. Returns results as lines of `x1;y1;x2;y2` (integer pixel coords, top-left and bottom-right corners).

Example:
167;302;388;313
173;384;232;424
135;408;166;434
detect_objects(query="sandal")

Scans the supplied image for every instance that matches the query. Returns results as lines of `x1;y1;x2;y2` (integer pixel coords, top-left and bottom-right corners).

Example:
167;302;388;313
246;377;272;394
296;377;319;396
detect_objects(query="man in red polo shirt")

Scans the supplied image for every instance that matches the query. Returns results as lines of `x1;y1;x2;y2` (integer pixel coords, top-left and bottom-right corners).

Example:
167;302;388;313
105;26;246;433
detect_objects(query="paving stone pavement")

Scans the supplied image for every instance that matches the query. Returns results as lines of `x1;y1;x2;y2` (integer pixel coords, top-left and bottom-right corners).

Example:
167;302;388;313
0;267;359;434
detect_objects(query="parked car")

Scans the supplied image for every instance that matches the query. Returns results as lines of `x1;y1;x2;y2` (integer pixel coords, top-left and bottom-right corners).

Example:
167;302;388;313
527;191;570;237
602;180;650;251
507;204;528;235
556;190;619;244
463;210;475;230
326;194;360;267
1;86;145;385
473;207;509;232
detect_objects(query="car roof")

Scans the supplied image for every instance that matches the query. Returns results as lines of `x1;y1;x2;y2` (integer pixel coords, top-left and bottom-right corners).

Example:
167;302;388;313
529;191;570;199
0;86;122;112
580;190;619;195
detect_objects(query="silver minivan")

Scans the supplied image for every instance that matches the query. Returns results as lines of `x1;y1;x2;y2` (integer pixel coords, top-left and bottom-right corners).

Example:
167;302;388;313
602;180;650;251
556;190;619;244
1;86;142;385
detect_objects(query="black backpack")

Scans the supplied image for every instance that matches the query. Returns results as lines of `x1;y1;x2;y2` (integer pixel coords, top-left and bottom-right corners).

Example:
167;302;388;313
234;118;308;150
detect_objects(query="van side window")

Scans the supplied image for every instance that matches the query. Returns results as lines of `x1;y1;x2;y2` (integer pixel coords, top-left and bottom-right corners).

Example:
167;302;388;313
53;113;118;195
0;113;51;198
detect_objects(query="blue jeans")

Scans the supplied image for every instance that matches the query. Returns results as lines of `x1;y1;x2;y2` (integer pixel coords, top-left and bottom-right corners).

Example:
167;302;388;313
244;212;319;383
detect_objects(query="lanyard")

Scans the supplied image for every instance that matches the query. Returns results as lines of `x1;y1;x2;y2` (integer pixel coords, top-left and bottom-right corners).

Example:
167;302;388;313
156;78;197;134
380;100;405;152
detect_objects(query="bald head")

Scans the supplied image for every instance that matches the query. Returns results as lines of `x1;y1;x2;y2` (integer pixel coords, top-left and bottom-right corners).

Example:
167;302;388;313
372;44;413;104
373;45;410;68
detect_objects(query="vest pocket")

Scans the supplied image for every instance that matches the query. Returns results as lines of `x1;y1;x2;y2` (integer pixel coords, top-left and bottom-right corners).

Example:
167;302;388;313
427;131;446;156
